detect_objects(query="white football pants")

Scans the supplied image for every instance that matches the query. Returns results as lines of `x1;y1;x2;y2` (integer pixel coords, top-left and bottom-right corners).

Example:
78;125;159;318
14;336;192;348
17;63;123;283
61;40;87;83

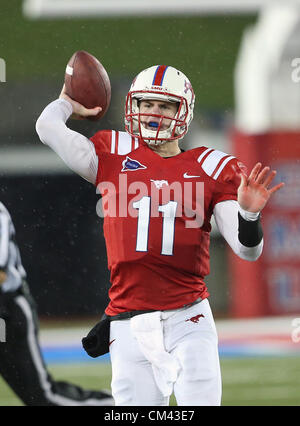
108;299;222;406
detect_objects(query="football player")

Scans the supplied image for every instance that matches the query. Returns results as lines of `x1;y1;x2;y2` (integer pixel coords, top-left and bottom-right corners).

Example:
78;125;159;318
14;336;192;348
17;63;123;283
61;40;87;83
36;65;284;406
0;202;113;406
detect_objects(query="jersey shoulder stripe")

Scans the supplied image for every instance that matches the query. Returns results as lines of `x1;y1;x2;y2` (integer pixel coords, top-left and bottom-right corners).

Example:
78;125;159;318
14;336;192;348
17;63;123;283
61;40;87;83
113;131;140;155
197;148;236;181
92;130;139;155
212;155;235;180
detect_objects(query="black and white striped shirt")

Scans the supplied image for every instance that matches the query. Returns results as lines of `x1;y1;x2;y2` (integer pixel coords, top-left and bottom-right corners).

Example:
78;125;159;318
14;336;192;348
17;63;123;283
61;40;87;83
0;202;26;292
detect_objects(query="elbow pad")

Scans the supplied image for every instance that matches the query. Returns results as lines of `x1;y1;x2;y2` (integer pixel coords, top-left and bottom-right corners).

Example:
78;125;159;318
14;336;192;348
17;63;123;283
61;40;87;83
238;212;263;247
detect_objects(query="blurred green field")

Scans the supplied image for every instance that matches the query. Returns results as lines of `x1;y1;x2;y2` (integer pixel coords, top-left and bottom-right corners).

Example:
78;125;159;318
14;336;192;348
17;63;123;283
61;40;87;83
0;1;256;109
1;357;299;406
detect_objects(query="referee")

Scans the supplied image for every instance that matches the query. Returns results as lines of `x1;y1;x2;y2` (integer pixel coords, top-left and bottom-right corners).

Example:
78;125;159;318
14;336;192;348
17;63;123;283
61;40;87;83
0;202;113;406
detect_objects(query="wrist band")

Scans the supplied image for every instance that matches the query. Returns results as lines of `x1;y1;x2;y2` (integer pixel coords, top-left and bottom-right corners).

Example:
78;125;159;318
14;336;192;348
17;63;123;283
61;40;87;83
238;212;263;247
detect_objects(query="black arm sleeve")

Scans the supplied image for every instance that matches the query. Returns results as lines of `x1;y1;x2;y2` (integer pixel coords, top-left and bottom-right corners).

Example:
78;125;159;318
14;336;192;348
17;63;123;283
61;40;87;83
238;212;263;247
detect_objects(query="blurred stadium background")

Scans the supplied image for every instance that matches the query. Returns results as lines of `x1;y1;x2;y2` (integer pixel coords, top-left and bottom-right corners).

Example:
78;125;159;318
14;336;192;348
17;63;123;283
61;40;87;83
0;0;299;406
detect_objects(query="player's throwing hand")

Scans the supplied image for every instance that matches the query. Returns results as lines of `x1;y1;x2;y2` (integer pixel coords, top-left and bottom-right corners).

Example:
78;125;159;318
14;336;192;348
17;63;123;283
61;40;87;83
238;162;285;213
59;84;102;120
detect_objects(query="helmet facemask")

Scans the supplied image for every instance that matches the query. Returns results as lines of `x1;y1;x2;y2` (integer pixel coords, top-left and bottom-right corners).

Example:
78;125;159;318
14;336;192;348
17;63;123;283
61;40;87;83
124;66;195;146
125;91;189;146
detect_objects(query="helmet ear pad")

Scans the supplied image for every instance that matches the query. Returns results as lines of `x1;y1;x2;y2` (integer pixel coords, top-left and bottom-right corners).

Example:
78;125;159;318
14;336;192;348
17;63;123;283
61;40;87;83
124;65;195;146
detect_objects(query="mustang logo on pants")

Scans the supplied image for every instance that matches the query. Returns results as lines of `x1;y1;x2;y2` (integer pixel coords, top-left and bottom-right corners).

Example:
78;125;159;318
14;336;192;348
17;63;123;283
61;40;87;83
185;314;204;323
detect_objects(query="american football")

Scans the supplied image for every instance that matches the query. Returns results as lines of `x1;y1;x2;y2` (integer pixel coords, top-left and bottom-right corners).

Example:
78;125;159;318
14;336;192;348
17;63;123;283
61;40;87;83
64;50;111;121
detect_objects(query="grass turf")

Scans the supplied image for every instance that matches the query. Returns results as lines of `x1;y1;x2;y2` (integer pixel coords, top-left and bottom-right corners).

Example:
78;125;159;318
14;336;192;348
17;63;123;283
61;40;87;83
0;357;299;406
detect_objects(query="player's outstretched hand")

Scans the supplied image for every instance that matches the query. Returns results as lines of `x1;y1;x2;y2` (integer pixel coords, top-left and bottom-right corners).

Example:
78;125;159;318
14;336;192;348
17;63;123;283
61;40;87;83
238;162;284;213
59;84;102;120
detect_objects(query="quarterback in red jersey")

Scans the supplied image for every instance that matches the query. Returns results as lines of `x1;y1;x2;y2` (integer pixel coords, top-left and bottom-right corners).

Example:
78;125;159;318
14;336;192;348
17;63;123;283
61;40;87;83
36;65;284;406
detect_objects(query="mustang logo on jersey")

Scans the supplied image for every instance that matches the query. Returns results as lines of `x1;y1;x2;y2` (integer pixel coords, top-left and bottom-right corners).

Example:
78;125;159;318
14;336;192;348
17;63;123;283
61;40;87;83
121;156;147;172
150;179;169;189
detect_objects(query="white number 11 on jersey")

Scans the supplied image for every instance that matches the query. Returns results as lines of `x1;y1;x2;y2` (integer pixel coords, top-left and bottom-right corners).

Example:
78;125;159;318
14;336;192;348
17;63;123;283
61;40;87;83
133;196;178;256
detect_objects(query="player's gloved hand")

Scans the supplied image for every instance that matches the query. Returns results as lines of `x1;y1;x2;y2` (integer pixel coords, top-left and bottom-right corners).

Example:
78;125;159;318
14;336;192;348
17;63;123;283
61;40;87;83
82;315;110;358
238;162;284;213
59;84;102;120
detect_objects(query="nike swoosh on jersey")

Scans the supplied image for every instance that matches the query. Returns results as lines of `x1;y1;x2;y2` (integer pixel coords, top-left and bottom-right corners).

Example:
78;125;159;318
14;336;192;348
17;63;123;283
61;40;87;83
183;172;201;178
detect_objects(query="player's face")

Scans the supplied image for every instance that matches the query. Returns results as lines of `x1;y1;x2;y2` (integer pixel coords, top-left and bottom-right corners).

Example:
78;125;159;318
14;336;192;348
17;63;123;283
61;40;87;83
139;100;178;131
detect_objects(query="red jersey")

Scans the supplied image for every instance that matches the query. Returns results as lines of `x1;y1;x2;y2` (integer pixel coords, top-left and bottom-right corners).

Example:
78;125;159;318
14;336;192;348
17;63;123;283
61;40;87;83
90;130;244;316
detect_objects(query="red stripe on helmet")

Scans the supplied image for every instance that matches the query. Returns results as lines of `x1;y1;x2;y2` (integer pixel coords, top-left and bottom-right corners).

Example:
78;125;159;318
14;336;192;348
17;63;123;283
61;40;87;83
152;65;168;86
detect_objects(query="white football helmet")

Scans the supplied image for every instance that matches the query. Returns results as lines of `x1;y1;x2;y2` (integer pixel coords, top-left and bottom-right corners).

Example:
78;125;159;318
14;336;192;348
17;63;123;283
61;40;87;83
125;65;195;145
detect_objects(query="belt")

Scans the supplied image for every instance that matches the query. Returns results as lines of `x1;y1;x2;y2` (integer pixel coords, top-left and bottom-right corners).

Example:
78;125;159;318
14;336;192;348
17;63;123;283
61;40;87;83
107;297;203;322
